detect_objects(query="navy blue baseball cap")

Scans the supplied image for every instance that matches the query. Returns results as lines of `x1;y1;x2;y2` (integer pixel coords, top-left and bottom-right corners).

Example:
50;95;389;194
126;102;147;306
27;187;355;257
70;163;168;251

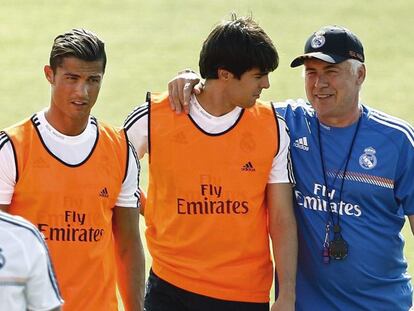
290;25;364;67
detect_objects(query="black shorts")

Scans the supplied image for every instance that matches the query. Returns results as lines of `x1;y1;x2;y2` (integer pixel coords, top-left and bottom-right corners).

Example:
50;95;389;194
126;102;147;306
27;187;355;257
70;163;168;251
144;269;269;311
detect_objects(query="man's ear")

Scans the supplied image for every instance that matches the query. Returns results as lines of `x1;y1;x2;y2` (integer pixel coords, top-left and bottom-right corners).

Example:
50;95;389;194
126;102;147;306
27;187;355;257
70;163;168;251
217;68;234;81
357;64;366;86
44;65;54;84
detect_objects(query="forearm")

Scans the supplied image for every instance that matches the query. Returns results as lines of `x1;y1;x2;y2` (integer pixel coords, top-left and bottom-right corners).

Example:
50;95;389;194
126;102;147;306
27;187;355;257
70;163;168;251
113;207;146;311
116;238;146;311
266;183;298;303
270;216;298;301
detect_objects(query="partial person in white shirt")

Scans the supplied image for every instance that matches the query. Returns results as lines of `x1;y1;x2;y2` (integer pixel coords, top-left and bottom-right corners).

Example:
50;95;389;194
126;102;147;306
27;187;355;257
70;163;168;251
0;211;63;311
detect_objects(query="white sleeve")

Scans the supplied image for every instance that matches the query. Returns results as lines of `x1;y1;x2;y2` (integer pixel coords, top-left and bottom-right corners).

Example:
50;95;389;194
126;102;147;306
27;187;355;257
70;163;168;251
115;144;140;208
268;112;294;184
0;138;16;204
26;235;63;311
115;103;149;208
123;103;149;160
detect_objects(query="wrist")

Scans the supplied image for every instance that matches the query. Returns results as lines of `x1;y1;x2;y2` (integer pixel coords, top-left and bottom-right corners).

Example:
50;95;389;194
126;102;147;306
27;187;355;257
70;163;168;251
178;68;196;75
276;286;296;302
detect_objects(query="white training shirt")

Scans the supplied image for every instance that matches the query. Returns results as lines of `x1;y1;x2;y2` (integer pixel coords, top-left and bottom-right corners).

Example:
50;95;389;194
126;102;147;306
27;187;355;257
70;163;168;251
0;110;140;207
0;211;63;311
124;94;292;184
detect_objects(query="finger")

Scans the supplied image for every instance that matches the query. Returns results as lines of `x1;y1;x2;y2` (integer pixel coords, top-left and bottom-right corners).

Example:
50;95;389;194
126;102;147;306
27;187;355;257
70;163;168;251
168;78;182;113
168;70;200;114
174;90;182;114
183;82;193;114
168;80;176;111
177;80;186;110
193;81;205;95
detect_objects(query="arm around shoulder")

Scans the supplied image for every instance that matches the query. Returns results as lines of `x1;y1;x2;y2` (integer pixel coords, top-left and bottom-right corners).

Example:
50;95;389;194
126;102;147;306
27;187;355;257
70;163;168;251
167;70;202;114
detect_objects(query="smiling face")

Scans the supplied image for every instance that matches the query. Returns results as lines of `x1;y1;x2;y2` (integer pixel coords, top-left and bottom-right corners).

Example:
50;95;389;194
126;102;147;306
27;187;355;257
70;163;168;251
44;56;104;135
304;58;365;127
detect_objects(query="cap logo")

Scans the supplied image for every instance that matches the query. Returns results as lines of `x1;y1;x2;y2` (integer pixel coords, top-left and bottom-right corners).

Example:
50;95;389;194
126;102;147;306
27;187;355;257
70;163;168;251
311;35;325;49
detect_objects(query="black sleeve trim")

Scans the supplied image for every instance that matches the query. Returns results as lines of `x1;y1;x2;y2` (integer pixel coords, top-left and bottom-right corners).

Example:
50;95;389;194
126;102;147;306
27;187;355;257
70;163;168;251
272;105;281;157
0;131;19;183
122;128;130;183
147;92;152;164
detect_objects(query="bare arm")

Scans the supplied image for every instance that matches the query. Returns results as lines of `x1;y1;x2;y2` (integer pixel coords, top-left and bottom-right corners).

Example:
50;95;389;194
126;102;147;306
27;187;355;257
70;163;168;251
113;206;145;311
267;183;297;311
167;70;202;114
0;204;9;212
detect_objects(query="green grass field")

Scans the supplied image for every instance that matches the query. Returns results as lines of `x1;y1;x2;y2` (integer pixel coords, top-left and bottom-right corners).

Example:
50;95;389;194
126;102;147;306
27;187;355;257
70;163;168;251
1;0;413;308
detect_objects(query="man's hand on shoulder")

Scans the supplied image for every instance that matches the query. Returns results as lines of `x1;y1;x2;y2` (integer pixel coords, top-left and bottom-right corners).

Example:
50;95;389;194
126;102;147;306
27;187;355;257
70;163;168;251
167;69;203;114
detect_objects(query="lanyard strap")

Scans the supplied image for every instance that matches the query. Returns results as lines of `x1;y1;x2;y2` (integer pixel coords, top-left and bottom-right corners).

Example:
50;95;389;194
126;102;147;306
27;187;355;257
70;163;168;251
317;115;362;231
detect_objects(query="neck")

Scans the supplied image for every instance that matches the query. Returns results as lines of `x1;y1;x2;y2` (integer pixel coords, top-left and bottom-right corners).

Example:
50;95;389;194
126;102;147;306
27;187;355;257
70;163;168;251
195;81;235;117
318;105;361;127
44;108;88;136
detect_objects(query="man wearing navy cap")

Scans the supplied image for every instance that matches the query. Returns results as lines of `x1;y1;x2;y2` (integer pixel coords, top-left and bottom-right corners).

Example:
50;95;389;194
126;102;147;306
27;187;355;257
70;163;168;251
167;25;414;310
281;25;414;310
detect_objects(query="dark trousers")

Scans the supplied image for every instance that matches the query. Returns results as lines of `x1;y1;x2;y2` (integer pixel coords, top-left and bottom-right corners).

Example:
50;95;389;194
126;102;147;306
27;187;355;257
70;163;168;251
144;269;269;311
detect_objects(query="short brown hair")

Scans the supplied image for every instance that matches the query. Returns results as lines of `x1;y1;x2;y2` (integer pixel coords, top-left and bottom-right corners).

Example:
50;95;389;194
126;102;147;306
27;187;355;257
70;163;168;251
49;28;106;73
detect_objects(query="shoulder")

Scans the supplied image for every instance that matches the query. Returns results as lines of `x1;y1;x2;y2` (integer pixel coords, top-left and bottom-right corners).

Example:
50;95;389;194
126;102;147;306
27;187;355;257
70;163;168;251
244;101;284;133
272;99;315;120
248;100;277;118
0;131;16;167
0;131;10;150
95;117;126;142
124;102;149;132
271;99;316;133
2;116;34;140
0;212;45;247
364;106;414;149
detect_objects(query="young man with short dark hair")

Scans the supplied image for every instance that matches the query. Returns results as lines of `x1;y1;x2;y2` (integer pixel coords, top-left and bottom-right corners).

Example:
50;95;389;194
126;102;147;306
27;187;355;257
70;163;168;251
125;15;297;311
0;28;145;311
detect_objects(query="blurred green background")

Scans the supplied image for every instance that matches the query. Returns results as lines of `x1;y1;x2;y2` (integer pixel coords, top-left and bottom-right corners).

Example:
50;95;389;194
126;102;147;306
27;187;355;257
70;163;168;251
1;0;413;308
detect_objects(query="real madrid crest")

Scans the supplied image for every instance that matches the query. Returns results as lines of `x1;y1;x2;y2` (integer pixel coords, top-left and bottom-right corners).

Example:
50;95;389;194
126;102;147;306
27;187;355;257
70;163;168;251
0;248;5;270
359;147;377;169
311;31;326;49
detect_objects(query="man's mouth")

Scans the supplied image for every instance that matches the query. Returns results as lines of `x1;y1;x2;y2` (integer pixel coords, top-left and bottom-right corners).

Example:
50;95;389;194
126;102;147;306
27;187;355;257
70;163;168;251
71;100;87;106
